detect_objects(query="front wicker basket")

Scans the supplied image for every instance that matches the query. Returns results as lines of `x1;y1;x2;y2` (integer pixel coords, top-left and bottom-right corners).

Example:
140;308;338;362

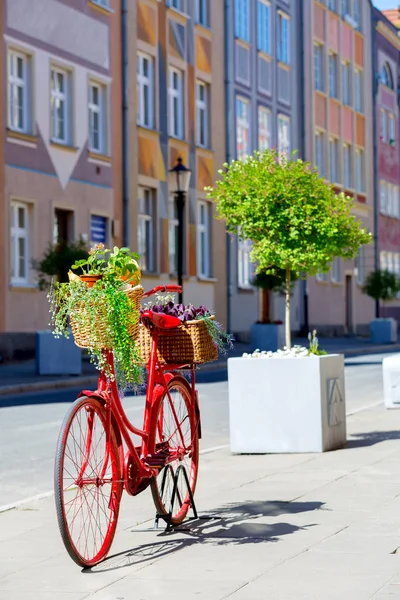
71;286;144;349
138;317;219;365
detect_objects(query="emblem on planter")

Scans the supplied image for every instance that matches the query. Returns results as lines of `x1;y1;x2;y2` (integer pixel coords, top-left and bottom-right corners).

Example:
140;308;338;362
327;378;344;427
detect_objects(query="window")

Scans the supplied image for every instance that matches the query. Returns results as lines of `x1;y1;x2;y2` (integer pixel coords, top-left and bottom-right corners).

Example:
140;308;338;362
235;0;249;42
90;215;107;245
92;0;110;7
314;44;324;92
354;70;363;113
51;67;71;144
387;184;394;216
168;67;184;139
387;252;394;273
356;245;365;285
329;53;338;98
341;0;349;16
170;0;183;10
278;13;290;64
380;251;387;271
394;186;400;218
381;62;394;89
315;131;324;175
53;209;73;243
89;82;107;154
238;239;253;288
343;144;352;188
196;81;208;148
10;201;29;285
316;271;329;282
196;0;208;26
329;138;338;183
389;113;396;146
138;187;155;272
278;114;290;157
8;50;31;133
258;106;271;152
236;97;250;160
380;181;387;214
331;258;342;283
328;0;336;11
395;253;400;276
380;109;387;142
257;1;271;55
169;197;179;274
353;0;361;29
355;149;364;192
137;53;154;129
197;201;210;278
342;63;351;106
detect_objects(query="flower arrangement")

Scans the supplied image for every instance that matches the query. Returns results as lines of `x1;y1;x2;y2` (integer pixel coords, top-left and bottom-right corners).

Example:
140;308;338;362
49;244;143;389
243;330;326;359
142;292;234;355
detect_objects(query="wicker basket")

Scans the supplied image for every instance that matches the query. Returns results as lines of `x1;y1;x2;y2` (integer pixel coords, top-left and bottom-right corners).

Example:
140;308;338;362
71;286;144;349
138;317;219;365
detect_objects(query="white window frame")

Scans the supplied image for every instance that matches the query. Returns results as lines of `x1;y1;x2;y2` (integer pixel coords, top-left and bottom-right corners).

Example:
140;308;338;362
168;67;184;139
137;53;154;129
8;49;31;133
331;258;342;283
92;0;110;7
278;12;290;65
138;187;155;273
315;131;324;175
196;81;208;148
355;148;364;193
258;106;271;152
50;66;71;145
196;0;208;26
236;96;250;160
238;239;253;289
257;0;271;55
314;44;324;92
329;53;338;98
343;143;352;189
88;81;107;154
169;196;179;274
277;114;291;159
354;69;363;113
380;180;387;214
380;108;387;142
389;113;396;146
10;201;29;286
329;137;338;183
235;0;249;42
197;201;211;278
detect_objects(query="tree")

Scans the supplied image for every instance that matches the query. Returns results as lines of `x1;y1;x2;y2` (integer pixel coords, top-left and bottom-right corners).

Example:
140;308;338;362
252;268;297;323
207;150;372;349
363;269;400;303
32;240;88;290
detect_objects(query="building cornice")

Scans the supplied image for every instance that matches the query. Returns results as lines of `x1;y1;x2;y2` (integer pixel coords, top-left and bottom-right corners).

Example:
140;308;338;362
377;21;400;51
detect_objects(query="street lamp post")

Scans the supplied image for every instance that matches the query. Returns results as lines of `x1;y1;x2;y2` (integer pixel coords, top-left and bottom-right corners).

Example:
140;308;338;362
169;157;191;304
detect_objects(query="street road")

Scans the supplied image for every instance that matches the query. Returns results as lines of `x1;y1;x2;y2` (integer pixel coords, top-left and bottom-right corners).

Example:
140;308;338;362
0;353;390;508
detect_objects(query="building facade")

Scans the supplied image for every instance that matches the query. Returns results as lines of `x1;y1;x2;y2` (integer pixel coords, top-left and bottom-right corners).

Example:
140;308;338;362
0;0;121;337
225;0;301;340
374;8;400;319
126;0;227;326
301;0;375;335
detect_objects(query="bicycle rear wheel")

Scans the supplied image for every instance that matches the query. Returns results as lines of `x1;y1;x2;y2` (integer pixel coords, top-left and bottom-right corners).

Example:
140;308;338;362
150;377;199;524
54;396;122;567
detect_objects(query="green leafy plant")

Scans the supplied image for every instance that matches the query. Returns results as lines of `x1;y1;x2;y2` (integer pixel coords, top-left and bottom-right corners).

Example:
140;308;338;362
207;149;372;349
72;244;141;284
32;240;88;290
308;330;327;356
49;246;143;390
362;269;400;303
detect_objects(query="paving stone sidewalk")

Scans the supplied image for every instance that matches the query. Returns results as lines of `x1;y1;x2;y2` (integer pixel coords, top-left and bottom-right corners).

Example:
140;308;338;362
2;403;400;598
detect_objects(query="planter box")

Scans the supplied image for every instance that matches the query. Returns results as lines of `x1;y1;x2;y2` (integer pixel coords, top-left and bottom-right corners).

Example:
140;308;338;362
383;354;400;409
250;323;284;352
370;318;397;344
228;354;346;453
36;330;82;376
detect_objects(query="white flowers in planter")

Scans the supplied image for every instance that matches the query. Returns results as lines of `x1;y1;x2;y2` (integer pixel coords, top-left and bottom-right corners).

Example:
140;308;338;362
243;345;310;359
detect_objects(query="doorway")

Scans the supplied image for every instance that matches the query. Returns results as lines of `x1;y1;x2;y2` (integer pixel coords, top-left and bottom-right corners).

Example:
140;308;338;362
345;275;353;334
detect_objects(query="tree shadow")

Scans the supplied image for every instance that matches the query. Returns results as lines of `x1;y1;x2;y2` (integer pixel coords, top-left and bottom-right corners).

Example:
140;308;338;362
347;431;400;448
87;499;325;574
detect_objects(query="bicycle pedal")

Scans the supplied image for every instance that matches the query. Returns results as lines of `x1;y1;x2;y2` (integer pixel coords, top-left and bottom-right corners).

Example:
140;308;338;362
144;449;169;469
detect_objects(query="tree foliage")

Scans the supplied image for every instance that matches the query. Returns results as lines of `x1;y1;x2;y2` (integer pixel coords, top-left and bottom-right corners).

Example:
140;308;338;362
363;269;400;302
32;240;89;290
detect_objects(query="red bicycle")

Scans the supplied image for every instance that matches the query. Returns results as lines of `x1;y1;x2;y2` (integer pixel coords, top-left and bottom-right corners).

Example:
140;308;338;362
54;285;201;567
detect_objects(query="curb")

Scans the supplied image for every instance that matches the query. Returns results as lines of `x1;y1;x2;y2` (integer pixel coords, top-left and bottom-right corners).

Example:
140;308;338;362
1;345;400;397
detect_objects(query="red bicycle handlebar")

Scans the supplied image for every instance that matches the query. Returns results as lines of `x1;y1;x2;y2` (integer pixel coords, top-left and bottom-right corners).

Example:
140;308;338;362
142;285;182;299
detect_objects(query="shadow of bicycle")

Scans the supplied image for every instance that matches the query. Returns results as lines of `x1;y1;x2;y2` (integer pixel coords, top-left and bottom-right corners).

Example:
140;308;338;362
87;499;325;573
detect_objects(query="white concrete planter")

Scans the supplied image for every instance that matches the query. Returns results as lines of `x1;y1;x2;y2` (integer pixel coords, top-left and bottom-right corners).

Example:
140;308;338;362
228;354;346;453
383;354;400;409
370;318;397;344
250;323;284;352
36;330;82;376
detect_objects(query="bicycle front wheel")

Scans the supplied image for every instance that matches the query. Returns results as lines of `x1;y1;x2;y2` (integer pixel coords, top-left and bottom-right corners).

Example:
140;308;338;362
54;396;122;567
150;377;199;525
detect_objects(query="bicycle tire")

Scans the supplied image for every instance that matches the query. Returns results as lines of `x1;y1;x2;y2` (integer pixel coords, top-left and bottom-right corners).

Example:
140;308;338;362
150;376;199;524
54;396;122;567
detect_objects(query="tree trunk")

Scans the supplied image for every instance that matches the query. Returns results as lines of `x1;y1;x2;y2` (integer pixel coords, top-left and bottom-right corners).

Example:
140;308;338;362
285;268;291;349
261;289;270;323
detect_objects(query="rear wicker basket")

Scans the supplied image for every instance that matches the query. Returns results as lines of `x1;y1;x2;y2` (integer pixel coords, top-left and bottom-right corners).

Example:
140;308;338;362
71;286;144;349
138;317;219;365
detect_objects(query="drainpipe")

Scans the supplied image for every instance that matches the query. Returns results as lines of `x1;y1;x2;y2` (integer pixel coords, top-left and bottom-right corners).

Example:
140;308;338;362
371;5;380;319
224;0;232;334
121;0;129;247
